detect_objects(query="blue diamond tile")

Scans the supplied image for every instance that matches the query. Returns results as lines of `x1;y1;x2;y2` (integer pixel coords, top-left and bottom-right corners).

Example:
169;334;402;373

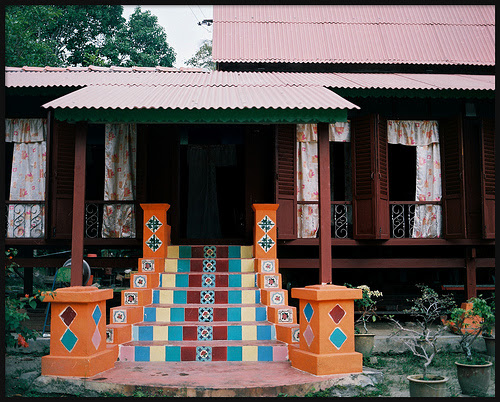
303;302;314;322
60;328;78;352
92;305;102;326
329;328;347;350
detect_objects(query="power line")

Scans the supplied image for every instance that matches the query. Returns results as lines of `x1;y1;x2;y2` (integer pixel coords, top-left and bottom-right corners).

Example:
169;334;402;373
188;6;211;33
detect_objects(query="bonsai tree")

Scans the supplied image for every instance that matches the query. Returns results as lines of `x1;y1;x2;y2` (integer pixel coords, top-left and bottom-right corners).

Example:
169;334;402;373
345;283;383;334
447;295;495;363
385;284;456;379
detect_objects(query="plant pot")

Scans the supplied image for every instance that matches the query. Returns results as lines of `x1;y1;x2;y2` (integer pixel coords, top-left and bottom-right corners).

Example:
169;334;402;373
483;336;495;357
354;333;375;358
407;374;449;397
455;361;493;396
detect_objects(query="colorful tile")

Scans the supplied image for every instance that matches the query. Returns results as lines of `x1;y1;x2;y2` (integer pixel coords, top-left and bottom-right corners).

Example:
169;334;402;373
303;325;314;348
242;345;258;361
196;346;212;361
60;328;78;352
153;326;168;341
159;290;173;304
60;306;77;327
135;346;150;362
277;309;293;323
92;305;102;325
303;302;314;322
150;345;166;362
227;346;242;361
261;260;275;272
242;325;257;340
257;325;272;340
258;345;273;361
143;307;156;322
168;325;183;341
173;290;187;304
179;246;192;258
142;259;155;272
330;327;347;350
292;327;300;343
165;346;181;361
177;260;190;272
228;290;242;304
170;308;184;322
227;325;242;340
113;309;127;323
228;246;241;258
146;215;162;233
202;274;216;288
203;259;216;272
241;307;255;322
329;304;346;324
198;307;213;322
124;291;138;305
203;246;216;258
258;215;275;233
146;234;162;252
92;327;101;350
106;328;114;343
197;325;213;341
138;326;153;341
270;291;285;305
264;275;280;288
155;308;170;322
200;290;215;304
133;275;147;288
175;274;189;287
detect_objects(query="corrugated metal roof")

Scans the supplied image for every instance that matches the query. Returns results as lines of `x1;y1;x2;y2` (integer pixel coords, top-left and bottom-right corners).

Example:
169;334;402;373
41;85;359;111
6;68;494;91
212;5;495;65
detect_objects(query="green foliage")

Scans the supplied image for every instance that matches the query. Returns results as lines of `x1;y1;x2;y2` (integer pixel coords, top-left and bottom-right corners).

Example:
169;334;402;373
185;40;215;70
5;5;176;67
345;283;383;333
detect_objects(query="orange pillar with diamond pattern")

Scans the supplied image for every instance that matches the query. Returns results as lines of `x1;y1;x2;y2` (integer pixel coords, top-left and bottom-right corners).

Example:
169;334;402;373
289;284;363;375
41;286;117;377
141;203;170;258
252;204;278;259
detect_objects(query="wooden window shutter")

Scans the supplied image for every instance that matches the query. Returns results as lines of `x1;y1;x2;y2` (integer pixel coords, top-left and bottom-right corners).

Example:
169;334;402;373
275;124;297;239
481;118;495;239
50;120;76;239
351;114;389;239
440;116;467;238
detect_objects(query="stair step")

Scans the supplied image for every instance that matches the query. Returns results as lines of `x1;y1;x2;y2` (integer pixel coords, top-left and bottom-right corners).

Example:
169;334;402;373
132;321;277;341
167;245;253;259
160;272;256;288
143;304;268;322
118;340;288;362
152;288;260;305
164;258;255;273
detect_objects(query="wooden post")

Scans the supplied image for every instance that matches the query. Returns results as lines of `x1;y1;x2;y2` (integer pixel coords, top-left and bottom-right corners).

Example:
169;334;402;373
465;247;477;300
70;122;87;286
317;122;332;284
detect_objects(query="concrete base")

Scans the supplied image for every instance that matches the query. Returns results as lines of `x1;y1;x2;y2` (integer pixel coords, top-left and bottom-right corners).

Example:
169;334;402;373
289;345;363;376
41;347;118;378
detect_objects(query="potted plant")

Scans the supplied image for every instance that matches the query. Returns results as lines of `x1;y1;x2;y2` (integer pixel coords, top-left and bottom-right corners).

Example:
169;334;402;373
385;284;456;397
447;295;495;397
345;283;382;358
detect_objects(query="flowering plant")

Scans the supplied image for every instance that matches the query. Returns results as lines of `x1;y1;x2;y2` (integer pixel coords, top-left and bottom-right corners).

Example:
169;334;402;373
345;283;383;334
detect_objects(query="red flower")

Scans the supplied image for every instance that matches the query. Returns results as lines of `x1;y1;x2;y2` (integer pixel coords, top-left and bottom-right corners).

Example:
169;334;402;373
17;334;29;348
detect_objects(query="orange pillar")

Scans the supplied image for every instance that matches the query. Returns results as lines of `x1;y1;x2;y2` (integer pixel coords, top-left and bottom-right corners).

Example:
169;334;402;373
289;284;363;375
140;203;171;259
252;204;278;260
41;287;117;377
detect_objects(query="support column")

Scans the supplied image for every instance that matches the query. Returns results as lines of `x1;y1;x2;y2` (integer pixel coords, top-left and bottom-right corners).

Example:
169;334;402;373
70;122;87;286
140;203;171;259
252;204;279;260
317;122;332;284
41;286;117;377
465;247;477;300
289;284;363;375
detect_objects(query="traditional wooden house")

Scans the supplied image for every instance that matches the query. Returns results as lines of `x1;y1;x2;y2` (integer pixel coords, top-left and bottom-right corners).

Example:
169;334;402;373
5;5;495;313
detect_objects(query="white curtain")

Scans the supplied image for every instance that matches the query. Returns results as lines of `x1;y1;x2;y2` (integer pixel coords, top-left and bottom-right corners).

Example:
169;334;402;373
102;123;137;238
296;122;350;238
5;119;47;238
387;120;442;238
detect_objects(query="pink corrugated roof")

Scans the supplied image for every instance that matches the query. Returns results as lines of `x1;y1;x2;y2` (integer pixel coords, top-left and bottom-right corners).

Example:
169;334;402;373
41;85;359;111
5;68;494;91
212;5;495;65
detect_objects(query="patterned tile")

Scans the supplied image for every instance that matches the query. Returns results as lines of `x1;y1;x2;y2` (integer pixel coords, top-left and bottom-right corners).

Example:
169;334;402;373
146;215;162;233
203;246;217;258
258;233;275;253
261;260;276;272
277;309;293;323
124;291;138;305
198;307;214;322
141;259;155;272
146;234;162;252
106;328;114;343
258;215;275;233
202;274;216;288
133;275;147;288
292;327;300;343
113;309;127;323
196;346;212;361
264;275;279;288
200;290;215;304
270;291;285;305
203;259;216;272
197;325;213;341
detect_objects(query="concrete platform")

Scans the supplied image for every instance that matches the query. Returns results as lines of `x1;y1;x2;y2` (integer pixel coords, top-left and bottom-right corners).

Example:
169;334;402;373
32;361;383;397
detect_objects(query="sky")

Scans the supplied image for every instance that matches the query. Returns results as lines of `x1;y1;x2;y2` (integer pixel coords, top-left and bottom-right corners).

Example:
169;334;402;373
122;5;213;67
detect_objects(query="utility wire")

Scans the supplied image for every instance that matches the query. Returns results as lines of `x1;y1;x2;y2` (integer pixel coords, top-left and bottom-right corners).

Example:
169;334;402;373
188;5;211;33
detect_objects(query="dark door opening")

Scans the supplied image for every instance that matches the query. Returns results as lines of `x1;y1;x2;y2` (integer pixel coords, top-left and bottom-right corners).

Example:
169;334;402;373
178;125;246;243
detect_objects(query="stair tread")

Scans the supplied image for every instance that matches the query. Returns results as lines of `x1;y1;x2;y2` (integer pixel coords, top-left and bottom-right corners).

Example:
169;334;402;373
122;339;287;347
146;303;266;308
133;321;275;327
164;257;255;260
159;272;255;275
154;287;259;291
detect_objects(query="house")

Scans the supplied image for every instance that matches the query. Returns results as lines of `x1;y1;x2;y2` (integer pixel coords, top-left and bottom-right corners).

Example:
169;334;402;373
5;5;495;313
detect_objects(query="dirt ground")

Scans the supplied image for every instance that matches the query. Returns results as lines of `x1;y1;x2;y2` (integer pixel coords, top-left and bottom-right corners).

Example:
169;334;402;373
4;349;495;397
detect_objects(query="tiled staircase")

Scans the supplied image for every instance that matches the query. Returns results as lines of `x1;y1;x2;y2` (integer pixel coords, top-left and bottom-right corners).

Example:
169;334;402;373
105;245;300;362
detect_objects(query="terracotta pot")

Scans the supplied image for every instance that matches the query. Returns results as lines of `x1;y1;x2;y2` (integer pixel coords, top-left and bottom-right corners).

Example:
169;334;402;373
354;333;375;357
407;374;449;397
483;336;495;357
455;361;493;396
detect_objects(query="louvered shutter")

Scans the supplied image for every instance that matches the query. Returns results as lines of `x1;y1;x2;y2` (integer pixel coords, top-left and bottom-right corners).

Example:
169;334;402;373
352;114;389;239
440;117;467;238
481;118;495;239
50;120;76;239
275;124;297;239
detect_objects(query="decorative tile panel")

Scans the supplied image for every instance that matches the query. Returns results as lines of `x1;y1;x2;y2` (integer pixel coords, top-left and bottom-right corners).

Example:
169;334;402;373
264;275;279;288
292;327;300;343
303;303;314;322
196;346;212;362
203;246;216;258
329;328;347;350
202;274;215;288
92;326;101;350
141;259;155;272
146;234;162;252
198;307;214;322
200;290;215;304
203;259;216;272
258;234;275;253
134;275;147;288
113;310;127;323
60;328;78;352
106;328;114;343
92;305;102;326
329;304;346;324
146;215;162;233
270;291;284;305
303;325;314;348
124;291;139;305
277;308;293;323
60;306;77;327
258;215;275;233
261;260;275;272
197;326;213;341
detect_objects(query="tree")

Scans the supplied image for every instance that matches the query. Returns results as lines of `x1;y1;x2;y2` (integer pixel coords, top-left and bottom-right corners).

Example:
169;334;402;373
186;40;215;70
5;5;176;68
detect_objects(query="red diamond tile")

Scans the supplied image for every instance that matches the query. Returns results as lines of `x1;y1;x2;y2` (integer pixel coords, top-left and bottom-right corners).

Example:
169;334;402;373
329;304;346;324
60;306;77;327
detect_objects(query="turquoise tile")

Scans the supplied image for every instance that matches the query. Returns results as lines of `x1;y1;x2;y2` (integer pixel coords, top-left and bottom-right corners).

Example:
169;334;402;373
227;325;242;340
170;308;185;322
258;346;273;361
138;326;153;341
165;346;181;361
228;260;241;272
227;346;242;361
153;290;160;304
144;307;156;322
179;246;192;258
228;275;242;287
175;274;189;287
228;290;242;304
257;325;272;340
227;307;241;322
255;290;260;303
177;260;191;272
255;307;267;321
228;246;240;258
168;325;183;341
173;290;187;304
135;346;150;362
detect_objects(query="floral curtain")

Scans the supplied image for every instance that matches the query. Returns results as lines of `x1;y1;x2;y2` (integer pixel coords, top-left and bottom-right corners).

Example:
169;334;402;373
5;118;47;238
296;122;351;238
387;120;442;238
102;123;137;238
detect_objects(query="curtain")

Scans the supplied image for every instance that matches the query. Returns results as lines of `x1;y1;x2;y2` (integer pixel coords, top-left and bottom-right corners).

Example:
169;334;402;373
186;144;236;238
296;122;351;238
6;119;47;238
102;123;137;238
387;120;442;238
